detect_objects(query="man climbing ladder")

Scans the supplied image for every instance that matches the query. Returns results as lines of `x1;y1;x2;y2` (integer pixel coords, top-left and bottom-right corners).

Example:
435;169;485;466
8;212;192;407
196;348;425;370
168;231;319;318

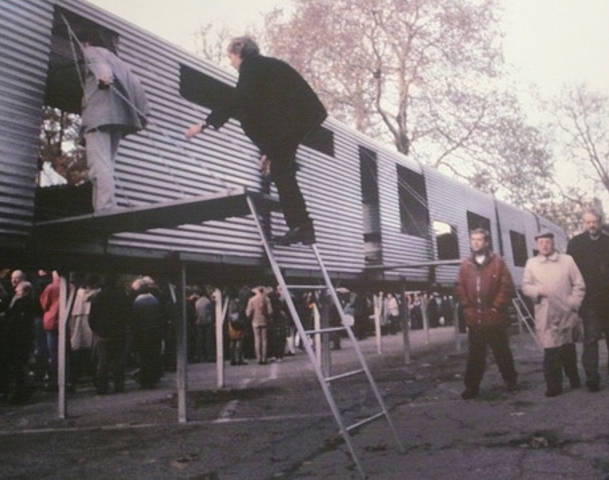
185;36;327;246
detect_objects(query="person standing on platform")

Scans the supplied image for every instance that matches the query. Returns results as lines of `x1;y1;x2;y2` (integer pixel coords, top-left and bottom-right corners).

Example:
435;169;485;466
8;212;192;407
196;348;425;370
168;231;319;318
567;210;609;392
39;271;61;391
456;228;518;399
185;36;327;245
80;29;149;212
523;232;586;397
246;287;273;364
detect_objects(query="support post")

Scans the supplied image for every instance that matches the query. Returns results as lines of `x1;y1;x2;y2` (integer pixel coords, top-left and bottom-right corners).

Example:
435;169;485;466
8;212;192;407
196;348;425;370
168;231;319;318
453;299;461;354
313;302;322;368
421;293;430;345
214;289;226;389
400;292;411;365
176;264;188;424
319;292;332;378
373;293;383;354
57;275;68;419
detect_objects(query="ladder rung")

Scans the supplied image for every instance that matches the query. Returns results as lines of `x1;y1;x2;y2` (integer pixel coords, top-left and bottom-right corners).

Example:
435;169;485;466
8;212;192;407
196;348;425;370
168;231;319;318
325;369;365;383
345;411;385;433
285;284;328;290
304;326;346;335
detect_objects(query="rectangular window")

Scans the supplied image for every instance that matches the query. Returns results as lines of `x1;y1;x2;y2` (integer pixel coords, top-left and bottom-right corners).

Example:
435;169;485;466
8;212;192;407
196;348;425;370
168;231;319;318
302;126;334;157
466;210;492;250
397;165;429;237
46;7;120;113
359;146;382;264
179;64;235;113
510;230;528;267
433;221;459;260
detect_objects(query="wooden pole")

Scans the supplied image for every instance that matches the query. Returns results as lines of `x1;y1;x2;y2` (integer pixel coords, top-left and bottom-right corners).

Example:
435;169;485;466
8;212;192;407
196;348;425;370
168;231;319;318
214;289;227;389
421;294;430;345
176;264;188;424
373;293;383;354
400;292;411;365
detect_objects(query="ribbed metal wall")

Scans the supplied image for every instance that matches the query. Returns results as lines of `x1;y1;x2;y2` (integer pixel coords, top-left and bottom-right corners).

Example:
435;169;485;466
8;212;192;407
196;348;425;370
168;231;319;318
0;0;54;245
1;0;567;282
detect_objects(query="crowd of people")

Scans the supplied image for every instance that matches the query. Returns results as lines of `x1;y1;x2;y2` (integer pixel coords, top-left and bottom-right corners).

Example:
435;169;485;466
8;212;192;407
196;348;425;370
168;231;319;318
0;266;455;405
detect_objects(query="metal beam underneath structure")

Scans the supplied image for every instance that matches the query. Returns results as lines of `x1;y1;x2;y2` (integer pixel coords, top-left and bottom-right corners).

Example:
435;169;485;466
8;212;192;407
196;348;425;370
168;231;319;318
33;187;279;239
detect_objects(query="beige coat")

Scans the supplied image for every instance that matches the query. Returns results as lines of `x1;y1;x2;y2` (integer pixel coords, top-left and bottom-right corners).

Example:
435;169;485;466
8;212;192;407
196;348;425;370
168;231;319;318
246;293;272;328
522;252;586;348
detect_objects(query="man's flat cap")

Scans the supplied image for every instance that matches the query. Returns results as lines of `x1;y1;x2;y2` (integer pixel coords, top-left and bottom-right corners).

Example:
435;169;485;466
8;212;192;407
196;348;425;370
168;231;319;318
534;231;554;240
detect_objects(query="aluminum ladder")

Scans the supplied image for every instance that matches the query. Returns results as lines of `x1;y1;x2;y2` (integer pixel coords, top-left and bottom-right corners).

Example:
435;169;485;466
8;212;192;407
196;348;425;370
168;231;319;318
246;195;404;479
512;290;543;351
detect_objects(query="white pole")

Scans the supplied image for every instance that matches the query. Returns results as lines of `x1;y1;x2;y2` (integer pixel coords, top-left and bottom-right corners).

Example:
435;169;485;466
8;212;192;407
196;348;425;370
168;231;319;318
213;289;228;389
374;293;383;354
421;294;430;345
176;266;188;424
57;275;68;419
313;302;322;367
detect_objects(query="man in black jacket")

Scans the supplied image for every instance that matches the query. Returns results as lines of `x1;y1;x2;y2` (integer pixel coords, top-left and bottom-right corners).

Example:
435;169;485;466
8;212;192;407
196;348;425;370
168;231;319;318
567;210;609;392
185;36;327;245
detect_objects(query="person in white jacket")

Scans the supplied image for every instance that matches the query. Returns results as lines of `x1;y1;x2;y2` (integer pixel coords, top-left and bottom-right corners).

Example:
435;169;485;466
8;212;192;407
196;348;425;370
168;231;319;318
522;231;586;397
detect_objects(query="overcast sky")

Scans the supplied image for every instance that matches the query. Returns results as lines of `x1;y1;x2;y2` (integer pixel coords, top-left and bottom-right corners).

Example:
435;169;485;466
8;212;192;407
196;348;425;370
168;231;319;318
87;0;609;98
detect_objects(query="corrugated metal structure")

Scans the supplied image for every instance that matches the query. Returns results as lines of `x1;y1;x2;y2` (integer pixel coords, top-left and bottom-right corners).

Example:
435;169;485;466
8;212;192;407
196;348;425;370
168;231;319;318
0;0;567;288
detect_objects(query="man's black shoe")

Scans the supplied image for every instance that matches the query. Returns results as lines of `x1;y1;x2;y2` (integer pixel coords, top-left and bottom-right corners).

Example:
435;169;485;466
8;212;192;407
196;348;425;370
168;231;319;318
273;225;315;245
461;389;478;400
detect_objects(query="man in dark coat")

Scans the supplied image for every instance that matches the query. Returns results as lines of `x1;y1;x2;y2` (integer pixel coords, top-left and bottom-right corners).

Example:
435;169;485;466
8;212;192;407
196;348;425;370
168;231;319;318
185;36;327;245
566;210;609;392
2;281;35;403
89;275;130;394
456;228;518;399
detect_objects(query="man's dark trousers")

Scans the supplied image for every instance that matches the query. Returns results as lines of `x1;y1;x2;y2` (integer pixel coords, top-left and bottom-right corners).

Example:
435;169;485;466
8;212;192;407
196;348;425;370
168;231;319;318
269;142;312;231
581;306;609;386
543;343;580;393
465;326;517;393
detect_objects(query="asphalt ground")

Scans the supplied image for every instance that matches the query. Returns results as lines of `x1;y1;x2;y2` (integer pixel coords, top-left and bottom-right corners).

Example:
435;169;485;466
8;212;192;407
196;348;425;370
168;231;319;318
1;327;608;479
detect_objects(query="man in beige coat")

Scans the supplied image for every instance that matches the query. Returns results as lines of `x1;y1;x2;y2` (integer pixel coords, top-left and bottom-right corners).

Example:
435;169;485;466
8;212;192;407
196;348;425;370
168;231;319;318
522;232;586;397
246;287;273;364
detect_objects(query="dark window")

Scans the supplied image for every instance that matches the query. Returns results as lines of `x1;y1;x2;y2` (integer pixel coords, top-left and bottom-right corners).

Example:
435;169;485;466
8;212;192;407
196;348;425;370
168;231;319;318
46;7;120;113
397;165;429;237
359;146;382;264
510;230;528;267
302;126;334;157
359;147;379;204
433;221;459;260
179;64;235;113
466;211;493;250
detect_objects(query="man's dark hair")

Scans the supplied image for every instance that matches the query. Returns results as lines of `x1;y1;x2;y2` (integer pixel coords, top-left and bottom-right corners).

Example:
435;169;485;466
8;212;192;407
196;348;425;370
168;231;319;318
227;36;260;59
470;228;491;242
81;29;117;54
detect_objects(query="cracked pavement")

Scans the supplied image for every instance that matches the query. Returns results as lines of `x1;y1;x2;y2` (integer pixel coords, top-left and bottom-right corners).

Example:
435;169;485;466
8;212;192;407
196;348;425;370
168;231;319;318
1;328;608;479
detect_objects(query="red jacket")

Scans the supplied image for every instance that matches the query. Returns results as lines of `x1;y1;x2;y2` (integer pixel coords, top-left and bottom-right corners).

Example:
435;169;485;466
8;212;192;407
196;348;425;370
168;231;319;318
40;280;60;331
456;253;514;328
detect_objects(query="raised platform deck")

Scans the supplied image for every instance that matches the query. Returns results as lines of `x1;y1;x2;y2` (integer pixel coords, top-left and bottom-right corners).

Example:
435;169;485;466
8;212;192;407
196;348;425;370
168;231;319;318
33;187;279;239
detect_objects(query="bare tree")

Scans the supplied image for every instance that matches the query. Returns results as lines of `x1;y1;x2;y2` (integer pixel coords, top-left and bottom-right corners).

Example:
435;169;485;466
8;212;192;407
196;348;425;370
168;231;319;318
553;84;609;193
262;0;554;202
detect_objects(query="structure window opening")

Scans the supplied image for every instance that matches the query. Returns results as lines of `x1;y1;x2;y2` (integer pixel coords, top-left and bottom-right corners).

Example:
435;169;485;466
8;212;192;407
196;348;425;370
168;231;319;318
36;7;118;219
179;64;235;113
396;165;429;238
510;230;528;267
359;146;382;264
433;221;459;260
302;126;334;157
466;210;493;250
